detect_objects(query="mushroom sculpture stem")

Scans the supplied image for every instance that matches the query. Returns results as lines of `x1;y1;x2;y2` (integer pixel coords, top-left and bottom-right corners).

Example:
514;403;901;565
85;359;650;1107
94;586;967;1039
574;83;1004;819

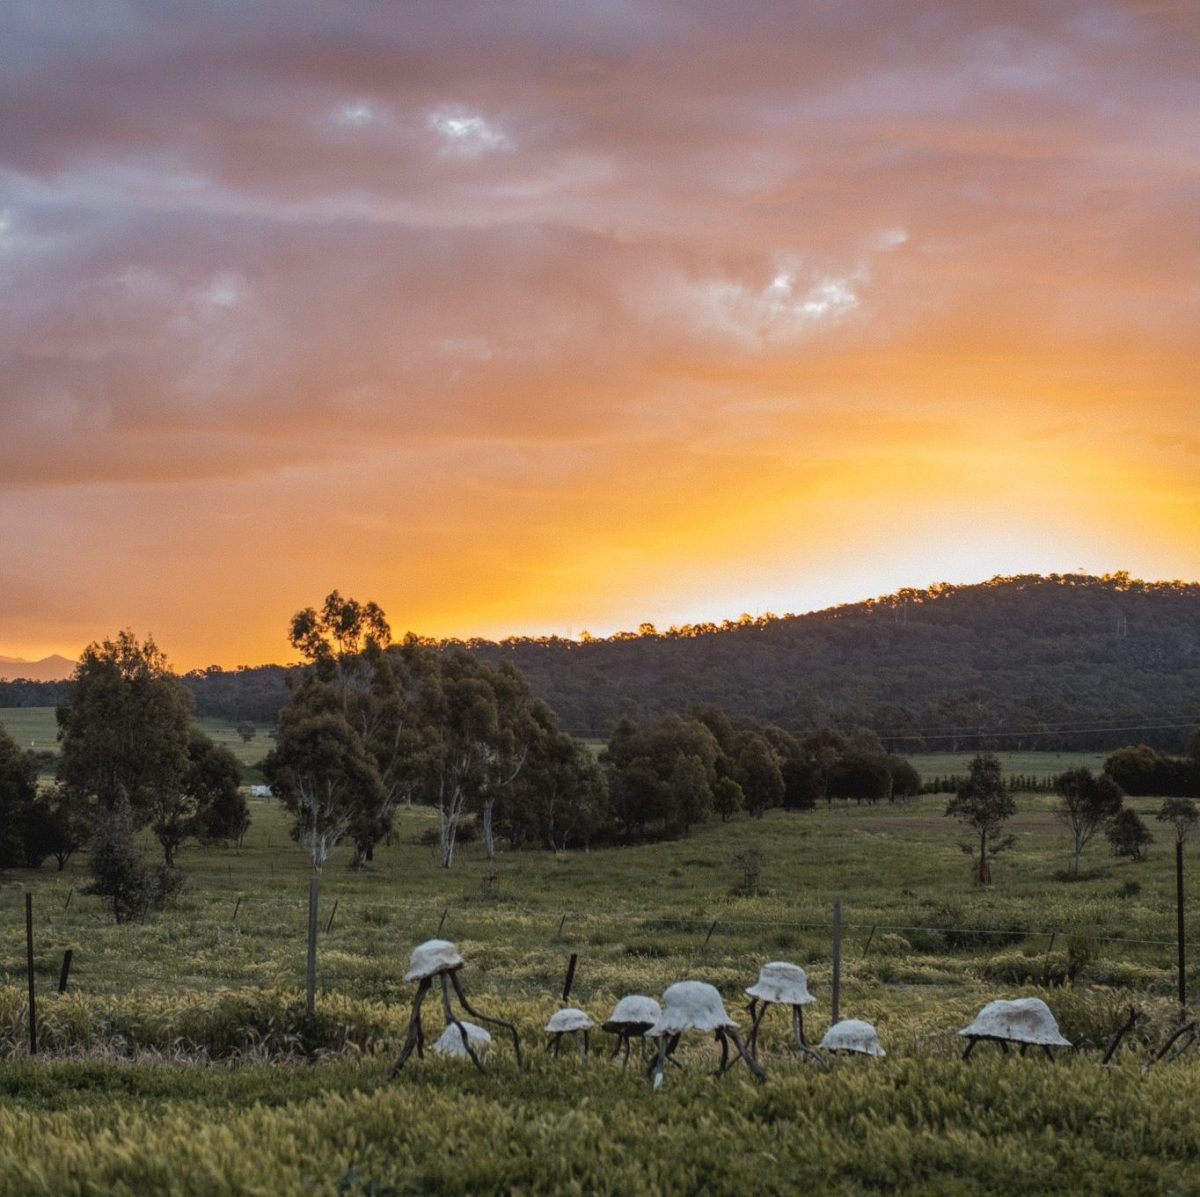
389;939;523;1078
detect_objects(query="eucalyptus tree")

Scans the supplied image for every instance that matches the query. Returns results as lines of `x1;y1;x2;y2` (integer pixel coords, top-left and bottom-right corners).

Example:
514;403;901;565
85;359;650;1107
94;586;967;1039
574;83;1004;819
945;752;1016;884
1053;767;1123;876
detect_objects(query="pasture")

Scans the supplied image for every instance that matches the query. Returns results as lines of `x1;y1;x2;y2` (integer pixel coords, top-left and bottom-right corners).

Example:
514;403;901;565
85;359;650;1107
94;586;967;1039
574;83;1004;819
1;778;1198;1194
0;707;273;780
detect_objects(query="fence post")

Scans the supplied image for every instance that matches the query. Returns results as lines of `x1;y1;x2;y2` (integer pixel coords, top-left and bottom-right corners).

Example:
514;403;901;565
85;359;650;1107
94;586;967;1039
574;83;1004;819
863;925;877;957
306;877;319;1017
1177;840;1187;1018
232;896;242;924
831;896;842;1026
437;907;449;935
58;949;73;994
326;899;339;935
703;918;719;946
562;953;578;1002
25;893;37;1056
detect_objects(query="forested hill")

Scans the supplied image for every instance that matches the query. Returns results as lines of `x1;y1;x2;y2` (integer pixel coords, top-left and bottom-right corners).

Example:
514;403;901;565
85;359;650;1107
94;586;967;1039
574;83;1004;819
3;574;1197;752
466;574;1200;751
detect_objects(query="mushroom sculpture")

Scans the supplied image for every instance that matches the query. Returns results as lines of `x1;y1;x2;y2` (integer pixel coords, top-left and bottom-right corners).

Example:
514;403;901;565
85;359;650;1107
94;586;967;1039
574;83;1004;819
819;1018;886;1058
644;981;766;1088
388;938;522;1077
745;961;825;1066
603;995;662;1068
432;1020;491;1059
959;997;1071;1061
545;1007;596;1057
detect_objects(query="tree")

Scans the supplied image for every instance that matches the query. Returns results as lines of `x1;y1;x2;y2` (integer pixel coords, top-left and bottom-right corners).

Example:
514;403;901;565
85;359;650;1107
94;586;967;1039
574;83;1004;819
0;726;38;868
827;752;893;804
1103;745;1166;797
40;784;93;871
1106;808;1153;861
712;776;744;822
1157;797;1198;845
236;721;257;744
188;731;249;847
734;734;785;818
1053;768;1124;876
670;753;712;835
887;757;922;800
945;752;1016;884
56;631;193;827
263;711;384;872
85;801;182;924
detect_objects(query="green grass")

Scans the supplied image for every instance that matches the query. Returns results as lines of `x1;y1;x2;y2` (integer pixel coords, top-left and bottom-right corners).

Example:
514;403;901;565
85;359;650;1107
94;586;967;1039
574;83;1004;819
0;707;272;780
0;771;1197;1193
907;750;1110;782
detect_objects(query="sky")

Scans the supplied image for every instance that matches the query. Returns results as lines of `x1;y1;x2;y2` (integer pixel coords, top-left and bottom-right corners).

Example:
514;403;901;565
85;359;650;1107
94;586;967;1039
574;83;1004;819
2;0;1197;669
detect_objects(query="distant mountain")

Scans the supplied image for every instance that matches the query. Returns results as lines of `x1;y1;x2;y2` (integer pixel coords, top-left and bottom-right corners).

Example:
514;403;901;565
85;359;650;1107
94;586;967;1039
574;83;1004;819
0;654;75;682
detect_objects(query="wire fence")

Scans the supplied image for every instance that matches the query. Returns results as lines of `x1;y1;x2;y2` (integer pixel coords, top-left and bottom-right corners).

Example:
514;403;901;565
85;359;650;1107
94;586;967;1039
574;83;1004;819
3;884;1198;1002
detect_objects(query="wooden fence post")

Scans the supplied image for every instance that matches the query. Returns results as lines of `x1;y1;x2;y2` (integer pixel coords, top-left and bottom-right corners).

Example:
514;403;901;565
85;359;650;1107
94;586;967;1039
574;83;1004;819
306;877;319;1017
562;953;579;1002
1177;840;1187;1018
25;893;37;1056
58;949;73;994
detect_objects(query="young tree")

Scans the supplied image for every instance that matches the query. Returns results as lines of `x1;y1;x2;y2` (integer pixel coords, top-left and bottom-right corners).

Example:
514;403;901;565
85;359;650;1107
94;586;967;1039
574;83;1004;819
85;801;181;923
945;752;1016;884
41;784;93;871
1053;767;1124;876
1106;808;1153;861
1157;797;1198;845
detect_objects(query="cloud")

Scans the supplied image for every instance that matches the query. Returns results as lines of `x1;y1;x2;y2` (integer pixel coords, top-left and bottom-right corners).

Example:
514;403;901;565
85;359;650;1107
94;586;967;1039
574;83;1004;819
426;106;513;157
0;0;1196;661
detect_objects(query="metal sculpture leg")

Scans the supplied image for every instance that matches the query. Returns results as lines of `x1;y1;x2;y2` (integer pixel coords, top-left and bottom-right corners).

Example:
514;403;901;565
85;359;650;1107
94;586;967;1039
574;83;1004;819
648;1035;667;1088
715;1029;731;1075
1102;1007;1139;1066
962;1036;978;1061
439;973;486;1073
388;977;432;1078
748;1000;768;1058
580;1030;590;1058
725;1029;768;1082
449;970;523;1069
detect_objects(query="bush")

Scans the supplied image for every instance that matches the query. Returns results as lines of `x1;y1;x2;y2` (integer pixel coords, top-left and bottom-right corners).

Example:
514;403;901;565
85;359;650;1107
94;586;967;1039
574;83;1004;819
86;804;183;924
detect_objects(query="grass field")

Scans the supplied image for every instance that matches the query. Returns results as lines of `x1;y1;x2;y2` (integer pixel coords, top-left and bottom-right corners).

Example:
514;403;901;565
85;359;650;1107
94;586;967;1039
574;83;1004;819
1;774;1198;1194
0;707;273;781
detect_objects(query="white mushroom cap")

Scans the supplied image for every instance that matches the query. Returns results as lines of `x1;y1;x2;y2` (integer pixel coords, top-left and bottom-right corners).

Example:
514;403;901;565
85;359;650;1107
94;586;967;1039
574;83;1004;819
959;998;1072;1047
819;1018;886;1057
431;1021;491;1057
645;981;738;1036
545;1007;595;1034
603;994;662;1031
745;961;814;1006
403;938;465;982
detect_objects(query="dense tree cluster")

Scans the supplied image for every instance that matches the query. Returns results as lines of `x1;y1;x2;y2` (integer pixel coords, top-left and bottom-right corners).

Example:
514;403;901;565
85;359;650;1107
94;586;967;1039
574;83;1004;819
601;709;920;843
264;593;605;870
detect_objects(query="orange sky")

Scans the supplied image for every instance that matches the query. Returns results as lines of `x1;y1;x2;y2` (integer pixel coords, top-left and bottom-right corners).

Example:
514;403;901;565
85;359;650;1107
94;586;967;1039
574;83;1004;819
2;1;1197;669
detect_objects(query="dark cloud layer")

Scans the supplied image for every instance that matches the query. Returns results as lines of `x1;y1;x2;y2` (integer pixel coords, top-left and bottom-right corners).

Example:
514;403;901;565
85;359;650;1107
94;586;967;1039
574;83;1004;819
1;0;1196;660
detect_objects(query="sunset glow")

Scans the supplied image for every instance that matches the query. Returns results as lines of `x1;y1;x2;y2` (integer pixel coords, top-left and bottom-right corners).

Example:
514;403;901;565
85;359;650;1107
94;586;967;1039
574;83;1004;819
2;1;1197;668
